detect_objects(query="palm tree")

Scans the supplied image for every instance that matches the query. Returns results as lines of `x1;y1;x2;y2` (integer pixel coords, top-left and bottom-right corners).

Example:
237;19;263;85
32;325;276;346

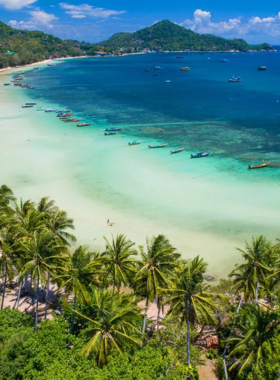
47;210;76;246
0;185;16;207
227;303;280;377
100;234;138;291
159;256;223;366
136;234;180;333
230;236;273;303
55;246;101;335
76;289;141;366
19;230;65;331
37;196;57;214
0;225;19;309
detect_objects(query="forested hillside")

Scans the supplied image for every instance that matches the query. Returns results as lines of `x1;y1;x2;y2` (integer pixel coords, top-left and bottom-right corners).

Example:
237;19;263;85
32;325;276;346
0;21;95;68
97;20;274;53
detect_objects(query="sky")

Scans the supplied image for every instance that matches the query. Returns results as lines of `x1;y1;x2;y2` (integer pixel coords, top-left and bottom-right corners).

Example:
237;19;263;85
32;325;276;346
1;0;280;44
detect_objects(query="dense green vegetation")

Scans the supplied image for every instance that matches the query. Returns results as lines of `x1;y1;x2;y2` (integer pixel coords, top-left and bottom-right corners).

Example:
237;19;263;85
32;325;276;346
1;184;280;379
97;20;274;53
0;19;274;69
0;21;97;69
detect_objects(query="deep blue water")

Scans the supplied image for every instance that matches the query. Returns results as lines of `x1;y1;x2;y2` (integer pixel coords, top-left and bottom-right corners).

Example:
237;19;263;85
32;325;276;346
27;52;280;166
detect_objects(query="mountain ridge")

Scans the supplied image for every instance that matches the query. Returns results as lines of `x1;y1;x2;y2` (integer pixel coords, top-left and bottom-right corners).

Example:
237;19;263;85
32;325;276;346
96;20;274;52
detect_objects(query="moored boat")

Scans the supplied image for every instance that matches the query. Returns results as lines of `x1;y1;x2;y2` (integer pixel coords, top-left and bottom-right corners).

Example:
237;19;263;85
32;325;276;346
65;118;79;122
22;105;33;108
104;132;117;135
228;76;242;82
221;59;229;63
77;122;92;127
26;102;36;105
45;109;58;112
105;127;123;131
128;140;141;145
4;83;10;86
177;56;183;58
191;151;210;158
248;161;271;169
181;67;190;71
148;144;168;148
171;147;185;154
258;66;267;71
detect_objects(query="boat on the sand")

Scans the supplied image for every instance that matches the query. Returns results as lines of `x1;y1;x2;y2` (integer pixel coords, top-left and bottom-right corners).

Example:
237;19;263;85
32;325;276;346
171;147;184;154
248;161;271;169
191;151;210;158
148;144;168;148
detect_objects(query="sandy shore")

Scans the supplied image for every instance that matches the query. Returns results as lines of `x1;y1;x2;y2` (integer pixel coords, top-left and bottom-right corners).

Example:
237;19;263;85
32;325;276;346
1;61;280;279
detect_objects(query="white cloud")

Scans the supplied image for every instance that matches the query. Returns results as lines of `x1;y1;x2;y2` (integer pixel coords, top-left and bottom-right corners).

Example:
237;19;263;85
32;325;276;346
0;0;37;10
8;10;58;30
249;17;275;25
180;9;280;39
28;10;58;26
59;3;126;19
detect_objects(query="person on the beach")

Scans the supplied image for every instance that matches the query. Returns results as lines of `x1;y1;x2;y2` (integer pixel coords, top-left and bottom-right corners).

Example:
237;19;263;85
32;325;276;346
107;219;109;224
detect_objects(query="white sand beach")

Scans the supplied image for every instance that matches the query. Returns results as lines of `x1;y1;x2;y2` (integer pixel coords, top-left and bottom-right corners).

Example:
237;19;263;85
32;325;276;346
1;64;280;279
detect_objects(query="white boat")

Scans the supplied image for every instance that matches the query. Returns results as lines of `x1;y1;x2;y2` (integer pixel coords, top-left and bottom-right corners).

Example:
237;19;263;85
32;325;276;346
165;80;171;83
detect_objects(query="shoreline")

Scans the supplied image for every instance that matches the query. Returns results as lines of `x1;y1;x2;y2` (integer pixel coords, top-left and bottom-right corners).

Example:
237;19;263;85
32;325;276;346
1;57;280;280
0;55;89;74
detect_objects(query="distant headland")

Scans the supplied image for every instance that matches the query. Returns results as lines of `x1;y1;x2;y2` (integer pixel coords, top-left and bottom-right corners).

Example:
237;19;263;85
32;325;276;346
0;19;275;69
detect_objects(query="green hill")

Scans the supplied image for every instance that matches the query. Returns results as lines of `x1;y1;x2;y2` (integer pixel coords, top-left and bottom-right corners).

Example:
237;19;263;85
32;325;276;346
96;20;274;53
0;21;96;68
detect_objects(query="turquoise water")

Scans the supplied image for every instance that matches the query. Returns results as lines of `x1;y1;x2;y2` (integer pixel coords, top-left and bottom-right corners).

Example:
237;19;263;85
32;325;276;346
25;52;280;179
3;53;280;277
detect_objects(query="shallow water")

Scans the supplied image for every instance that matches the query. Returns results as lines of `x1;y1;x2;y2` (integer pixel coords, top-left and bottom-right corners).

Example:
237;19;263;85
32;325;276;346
1;53;280;278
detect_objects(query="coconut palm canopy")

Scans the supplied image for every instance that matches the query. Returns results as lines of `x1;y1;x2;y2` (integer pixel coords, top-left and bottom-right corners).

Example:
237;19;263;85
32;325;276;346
227;303;280;376
76;289;142;366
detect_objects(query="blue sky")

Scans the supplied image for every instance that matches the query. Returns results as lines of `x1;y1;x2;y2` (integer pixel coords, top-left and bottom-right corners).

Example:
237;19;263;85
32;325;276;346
1;0;280;44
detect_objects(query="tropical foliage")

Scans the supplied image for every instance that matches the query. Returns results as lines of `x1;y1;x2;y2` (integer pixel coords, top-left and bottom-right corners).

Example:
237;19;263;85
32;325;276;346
97;20;273;53
1;184;280;379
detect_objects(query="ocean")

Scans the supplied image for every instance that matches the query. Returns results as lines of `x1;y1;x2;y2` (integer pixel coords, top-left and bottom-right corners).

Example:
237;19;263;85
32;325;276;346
1;51;280;278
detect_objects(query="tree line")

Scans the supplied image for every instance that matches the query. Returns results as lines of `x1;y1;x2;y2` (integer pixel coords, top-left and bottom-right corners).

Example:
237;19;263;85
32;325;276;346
0;184;280;379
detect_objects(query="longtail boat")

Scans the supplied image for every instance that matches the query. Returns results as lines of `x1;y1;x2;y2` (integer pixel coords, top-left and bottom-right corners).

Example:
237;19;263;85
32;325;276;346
58;113;71;117
248;161;271;169
105;127;123;131
65;118;79;122
128;140;141;145
191;151;210;158
77;123;92;127
45;109;58;112
22;105;33;108
148;144;168;148
26;102;36;105
104;132;117;135
171;147;185;154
